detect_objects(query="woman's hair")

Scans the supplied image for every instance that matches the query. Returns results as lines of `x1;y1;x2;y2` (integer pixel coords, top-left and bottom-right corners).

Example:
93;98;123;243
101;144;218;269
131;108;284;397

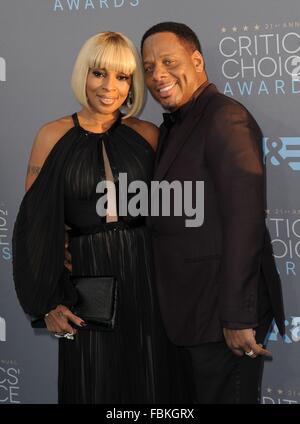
71;31;144;118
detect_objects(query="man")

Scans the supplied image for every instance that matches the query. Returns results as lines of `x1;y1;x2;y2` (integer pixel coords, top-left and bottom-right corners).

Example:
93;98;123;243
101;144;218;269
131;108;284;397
141;22;285;404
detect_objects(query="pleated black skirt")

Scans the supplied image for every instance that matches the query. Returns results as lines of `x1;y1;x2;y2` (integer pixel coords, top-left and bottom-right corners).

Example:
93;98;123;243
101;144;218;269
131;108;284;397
58;225;184;403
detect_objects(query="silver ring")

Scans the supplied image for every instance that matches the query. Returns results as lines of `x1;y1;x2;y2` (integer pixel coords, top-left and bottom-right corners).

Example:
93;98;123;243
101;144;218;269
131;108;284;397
245;349;255;357
54;332;74;340
64;332;74;340
54;332;65;338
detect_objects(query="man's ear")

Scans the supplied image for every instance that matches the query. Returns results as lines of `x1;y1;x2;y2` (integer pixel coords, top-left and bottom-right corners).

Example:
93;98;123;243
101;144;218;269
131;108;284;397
192;50;204;73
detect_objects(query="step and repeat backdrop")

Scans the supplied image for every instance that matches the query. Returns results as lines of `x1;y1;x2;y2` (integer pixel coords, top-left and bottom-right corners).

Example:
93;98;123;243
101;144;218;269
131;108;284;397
0;0;299;404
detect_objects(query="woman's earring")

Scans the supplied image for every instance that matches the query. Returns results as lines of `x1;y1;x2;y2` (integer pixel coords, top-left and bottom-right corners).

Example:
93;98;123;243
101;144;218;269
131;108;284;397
126;91;133;108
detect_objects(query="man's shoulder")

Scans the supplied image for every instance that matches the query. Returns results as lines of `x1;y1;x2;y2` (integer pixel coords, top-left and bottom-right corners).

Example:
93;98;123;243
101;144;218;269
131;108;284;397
202;86;245;109
199;88;249;120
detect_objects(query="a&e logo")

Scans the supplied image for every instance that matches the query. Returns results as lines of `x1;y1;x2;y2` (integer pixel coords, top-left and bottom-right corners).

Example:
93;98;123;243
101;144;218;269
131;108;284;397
263;137;300;171
268;316;300;343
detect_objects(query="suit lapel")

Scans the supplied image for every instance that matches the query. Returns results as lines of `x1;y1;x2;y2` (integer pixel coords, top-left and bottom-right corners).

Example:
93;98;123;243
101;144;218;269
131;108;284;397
154;83;218;182
154;124;169;169
154;116;199;181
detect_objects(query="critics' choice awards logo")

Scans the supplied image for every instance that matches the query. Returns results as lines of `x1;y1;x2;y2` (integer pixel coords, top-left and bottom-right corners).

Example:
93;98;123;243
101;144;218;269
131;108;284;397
266;211;300;277
0;205;11;261
0;360;21;404
266;211;300;344
52;0;139;12
263;137;300;171
262;386;300;404
218;22;300;96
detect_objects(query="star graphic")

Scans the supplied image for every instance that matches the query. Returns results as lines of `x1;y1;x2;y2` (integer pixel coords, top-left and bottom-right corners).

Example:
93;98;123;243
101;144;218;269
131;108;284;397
278;389;283;395
254;24;260;30
232;26;238;32
267;388;272;393
243;26;249;31
221;27;226;33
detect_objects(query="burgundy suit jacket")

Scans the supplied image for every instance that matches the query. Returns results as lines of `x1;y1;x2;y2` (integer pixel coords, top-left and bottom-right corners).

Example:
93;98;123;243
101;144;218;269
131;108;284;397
148;83;285;346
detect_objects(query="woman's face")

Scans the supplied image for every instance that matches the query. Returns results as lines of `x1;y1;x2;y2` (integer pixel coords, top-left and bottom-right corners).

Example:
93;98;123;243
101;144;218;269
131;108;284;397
86;67;132;115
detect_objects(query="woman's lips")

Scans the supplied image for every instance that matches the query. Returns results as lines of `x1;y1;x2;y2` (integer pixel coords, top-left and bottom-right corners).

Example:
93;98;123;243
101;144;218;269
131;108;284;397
98;96;116;105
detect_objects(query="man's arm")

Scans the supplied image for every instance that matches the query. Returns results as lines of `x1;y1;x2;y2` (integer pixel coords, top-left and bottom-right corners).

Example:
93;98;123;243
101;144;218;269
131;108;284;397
205;101;270;357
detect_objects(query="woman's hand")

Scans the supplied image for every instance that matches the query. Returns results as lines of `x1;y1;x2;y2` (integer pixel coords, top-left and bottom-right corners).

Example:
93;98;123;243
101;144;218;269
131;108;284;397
44;304;85;337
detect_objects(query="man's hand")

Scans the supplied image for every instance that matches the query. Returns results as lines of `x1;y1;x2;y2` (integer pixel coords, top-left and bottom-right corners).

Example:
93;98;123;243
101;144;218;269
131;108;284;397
223;328;271;359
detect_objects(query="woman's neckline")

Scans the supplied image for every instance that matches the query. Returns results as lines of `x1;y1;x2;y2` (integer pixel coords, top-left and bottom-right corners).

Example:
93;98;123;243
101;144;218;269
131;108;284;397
74;112;122;135
71;112;155;153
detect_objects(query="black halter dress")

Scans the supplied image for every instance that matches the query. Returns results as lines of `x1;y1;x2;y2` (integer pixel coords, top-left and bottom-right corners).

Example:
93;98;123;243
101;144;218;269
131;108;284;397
13;113;184;403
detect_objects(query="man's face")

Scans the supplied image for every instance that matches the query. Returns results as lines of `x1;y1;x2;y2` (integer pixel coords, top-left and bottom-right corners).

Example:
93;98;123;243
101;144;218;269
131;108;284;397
142;32;205;111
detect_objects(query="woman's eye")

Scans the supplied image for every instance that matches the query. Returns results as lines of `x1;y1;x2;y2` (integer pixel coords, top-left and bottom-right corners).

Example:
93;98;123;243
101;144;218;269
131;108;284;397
92;70;105;77
118;74;129;81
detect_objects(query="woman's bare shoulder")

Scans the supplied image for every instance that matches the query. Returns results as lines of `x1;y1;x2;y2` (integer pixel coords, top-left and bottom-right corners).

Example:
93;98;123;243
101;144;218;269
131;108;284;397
35;115;74;150
25;116;74;191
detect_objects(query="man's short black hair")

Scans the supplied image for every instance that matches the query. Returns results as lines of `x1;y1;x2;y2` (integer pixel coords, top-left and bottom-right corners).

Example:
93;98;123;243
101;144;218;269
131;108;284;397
141;21;202;54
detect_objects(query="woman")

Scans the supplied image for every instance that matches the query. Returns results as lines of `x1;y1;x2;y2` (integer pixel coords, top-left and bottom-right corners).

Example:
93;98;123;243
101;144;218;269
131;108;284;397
12;32;182;403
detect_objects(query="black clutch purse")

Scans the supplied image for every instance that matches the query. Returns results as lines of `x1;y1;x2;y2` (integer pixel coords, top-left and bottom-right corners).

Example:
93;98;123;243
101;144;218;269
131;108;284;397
70;276;118;331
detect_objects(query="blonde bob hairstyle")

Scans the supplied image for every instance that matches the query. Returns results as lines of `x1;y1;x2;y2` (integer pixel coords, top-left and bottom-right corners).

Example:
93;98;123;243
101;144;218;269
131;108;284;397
71;32;145;119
